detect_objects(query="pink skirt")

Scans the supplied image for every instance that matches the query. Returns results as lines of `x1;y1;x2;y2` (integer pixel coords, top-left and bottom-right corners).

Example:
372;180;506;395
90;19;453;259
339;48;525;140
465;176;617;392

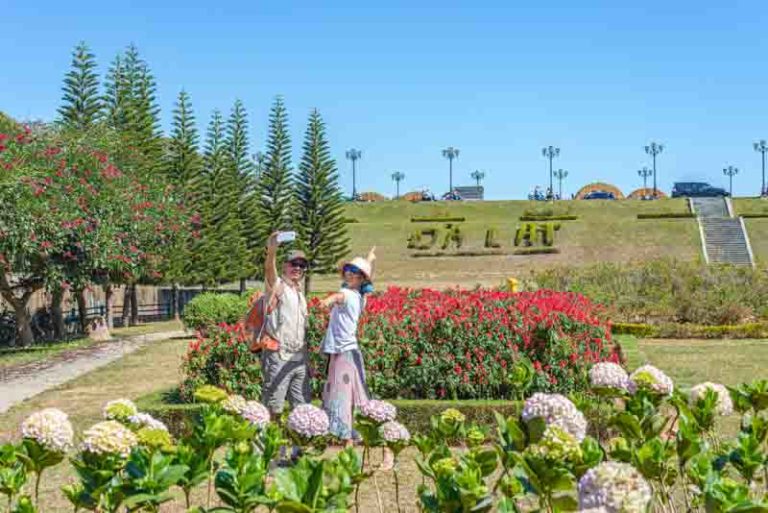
323;349;369;439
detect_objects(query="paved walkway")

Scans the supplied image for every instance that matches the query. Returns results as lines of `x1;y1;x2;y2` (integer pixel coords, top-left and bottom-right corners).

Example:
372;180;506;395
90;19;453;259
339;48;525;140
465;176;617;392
0;330;186;414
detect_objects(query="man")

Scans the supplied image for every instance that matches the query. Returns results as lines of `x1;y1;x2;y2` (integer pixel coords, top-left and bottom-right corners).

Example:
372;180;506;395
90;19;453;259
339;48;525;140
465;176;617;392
260;232;311;415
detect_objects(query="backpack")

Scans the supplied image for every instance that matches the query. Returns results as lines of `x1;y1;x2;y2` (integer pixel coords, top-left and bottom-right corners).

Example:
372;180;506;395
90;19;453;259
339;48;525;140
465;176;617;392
242;282;283;352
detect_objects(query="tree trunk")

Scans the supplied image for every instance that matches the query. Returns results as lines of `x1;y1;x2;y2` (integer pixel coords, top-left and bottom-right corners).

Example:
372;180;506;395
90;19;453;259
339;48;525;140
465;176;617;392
51;288;66;340
171;283;179;321
130;285;138;326
239;278;246;294
304;273;312;296
12;300;34;348
121;285;132;327
105;283;115;329
76;288;88;334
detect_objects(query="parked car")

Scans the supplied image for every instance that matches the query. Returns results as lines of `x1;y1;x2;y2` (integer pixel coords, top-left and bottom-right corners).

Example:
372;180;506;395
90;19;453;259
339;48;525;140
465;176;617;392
441;190;462;201
583;190;616;200
671;182;729;198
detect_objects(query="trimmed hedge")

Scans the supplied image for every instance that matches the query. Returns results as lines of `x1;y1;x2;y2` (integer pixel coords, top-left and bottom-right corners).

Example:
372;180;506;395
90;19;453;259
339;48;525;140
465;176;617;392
137;389;522;438
513;247;560;255
411;216;466;223
636;213;696;219
519;215;578;221
740;213;768;218
411;250;507;258
612;321;768;339
342;217;359;223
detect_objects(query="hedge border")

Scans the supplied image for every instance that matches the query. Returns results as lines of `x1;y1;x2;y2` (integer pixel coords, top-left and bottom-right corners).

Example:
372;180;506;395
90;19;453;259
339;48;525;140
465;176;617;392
612;321;768;339
411;216;466;223
513;247;560;255
137;390;522;438
740;213;768;219
519;215;578;221
636;213;696;219
342;218;359;224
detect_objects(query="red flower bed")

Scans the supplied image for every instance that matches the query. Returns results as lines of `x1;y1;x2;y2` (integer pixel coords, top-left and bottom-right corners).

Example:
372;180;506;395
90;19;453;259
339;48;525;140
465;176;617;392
182;287;621;401
309;287;619;399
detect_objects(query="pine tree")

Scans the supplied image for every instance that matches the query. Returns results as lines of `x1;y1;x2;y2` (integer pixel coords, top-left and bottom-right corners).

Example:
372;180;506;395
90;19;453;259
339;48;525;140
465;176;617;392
166;90;202;191
254;96;294;272
295;109;350;292
58;42;102;129
103;54;131;131
191;110;250;286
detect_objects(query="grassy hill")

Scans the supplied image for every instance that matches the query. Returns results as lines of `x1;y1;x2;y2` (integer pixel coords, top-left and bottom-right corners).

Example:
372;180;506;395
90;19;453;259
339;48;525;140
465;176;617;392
312;198;706;289
733;198;768;267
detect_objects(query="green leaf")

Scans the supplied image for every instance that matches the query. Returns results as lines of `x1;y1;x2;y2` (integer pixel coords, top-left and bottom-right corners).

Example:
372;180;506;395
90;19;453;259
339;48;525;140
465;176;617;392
551;492;579;512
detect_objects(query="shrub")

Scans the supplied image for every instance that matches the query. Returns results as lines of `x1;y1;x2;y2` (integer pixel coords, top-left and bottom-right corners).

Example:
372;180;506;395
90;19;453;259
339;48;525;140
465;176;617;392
740;213;768;218
636;213;695;219
411;250;507;258
411;216;466;223
522;204;572;218
181;291;249;333
513;247;560;255
535;259;768;325
519;215;578;221
179;324;262;401
484;227;502;248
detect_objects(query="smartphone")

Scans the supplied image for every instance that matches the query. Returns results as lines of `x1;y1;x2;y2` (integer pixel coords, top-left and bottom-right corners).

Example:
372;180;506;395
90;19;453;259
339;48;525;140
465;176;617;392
276;231;297;244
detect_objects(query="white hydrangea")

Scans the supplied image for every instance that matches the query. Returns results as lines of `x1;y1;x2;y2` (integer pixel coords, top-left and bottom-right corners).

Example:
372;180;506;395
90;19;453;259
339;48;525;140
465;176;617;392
578;461;652;513
589;362;630;392
81;421;138;458
522;393;588;442
102;399;138;421
359;400;397;423
21;408;74;453
689;382;733;416
240;401;270;428
127;413;168;432
379;421;411;443
287;404;330;438
221;395;248;415
628;365;674;396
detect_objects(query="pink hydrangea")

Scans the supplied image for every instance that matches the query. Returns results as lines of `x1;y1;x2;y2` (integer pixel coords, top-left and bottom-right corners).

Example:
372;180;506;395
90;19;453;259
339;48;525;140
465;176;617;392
359;400;397;423
579;462;652;513
379;421;410;443
287;404;329;438
521;393;587;442
628;365;674;396
241;401;270;428
589;362;630;392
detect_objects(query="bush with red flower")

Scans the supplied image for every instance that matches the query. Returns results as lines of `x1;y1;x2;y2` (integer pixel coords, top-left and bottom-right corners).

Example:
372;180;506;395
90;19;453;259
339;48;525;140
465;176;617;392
181;287;620;400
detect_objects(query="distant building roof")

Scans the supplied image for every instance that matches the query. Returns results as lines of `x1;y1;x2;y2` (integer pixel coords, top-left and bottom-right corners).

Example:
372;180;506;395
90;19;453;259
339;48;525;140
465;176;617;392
454;186;484;200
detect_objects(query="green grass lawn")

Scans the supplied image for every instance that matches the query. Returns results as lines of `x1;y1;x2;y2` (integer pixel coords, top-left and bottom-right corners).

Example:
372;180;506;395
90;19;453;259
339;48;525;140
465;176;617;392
0;319;183;370
312;199;703;290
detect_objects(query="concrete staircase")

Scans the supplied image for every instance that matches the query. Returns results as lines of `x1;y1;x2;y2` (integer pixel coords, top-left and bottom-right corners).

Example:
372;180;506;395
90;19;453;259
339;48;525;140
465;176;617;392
691;198;754;266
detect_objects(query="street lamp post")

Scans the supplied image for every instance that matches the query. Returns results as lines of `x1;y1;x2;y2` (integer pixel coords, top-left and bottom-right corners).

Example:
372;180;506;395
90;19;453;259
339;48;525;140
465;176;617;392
470;170;485;188
442;147;460;193
754;140;767;196
391;171;405;199
553;169;568;200
542;146;560;201
644;142;664;198
345;149;362;200
723;166;739;197
638;167;653;194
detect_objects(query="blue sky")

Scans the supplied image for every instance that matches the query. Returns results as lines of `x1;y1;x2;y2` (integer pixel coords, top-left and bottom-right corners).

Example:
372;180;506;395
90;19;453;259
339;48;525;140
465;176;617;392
2;1;768;199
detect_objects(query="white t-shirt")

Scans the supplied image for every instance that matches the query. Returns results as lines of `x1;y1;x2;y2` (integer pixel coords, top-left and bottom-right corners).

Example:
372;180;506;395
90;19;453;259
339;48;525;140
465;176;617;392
321;288;365;354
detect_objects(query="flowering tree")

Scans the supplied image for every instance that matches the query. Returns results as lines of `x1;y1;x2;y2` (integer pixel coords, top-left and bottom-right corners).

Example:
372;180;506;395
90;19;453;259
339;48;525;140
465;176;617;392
0;124;185;346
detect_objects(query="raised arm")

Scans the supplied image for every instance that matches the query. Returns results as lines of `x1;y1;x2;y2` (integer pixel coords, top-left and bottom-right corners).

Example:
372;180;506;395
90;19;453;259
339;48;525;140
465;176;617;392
265;232;279;289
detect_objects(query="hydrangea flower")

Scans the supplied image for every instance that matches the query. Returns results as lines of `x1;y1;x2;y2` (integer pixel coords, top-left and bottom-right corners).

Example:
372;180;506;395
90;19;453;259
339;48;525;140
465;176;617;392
466;427;486;447
287;404;330;438
589;362;630;392
522;393;588;442
240;401;270;428
689;382;734;416
221;395;247;415
103;399;138;421
359;400;397;423
127;413;168;432
578;461;652;513
136;427;174;451
81;421;138;458
379;421;411;443
528;425;582;463
628;365;674;396
21;408;74;453
433;457;458;476
440;408;466;425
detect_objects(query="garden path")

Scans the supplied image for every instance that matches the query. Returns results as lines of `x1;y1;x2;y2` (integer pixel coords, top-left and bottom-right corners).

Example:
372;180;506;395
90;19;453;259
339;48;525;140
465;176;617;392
0;329;185;414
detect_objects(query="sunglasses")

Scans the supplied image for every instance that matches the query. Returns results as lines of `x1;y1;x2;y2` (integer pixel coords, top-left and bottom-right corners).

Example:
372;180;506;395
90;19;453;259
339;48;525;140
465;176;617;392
343;264;363;275
289;261;308;270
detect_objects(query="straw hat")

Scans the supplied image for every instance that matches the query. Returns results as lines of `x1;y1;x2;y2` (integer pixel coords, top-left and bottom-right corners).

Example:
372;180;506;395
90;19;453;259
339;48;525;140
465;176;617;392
342;256;373;281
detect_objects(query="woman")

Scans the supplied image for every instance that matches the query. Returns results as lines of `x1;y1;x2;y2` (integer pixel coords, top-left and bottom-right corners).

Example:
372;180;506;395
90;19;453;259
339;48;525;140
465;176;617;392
320;248;376;445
